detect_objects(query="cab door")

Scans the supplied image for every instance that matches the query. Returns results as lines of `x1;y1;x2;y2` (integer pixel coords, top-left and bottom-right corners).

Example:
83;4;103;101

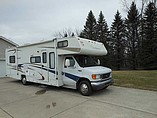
62;56;81;89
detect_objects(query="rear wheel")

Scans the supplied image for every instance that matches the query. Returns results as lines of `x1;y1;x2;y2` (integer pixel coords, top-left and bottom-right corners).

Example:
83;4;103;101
21;76;27;85
78;80;92;96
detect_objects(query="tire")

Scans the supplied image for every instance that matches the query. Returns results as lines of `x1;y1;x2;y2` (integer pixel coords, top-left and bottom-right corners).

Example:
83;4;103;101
21;76;27;85
78;80;92;96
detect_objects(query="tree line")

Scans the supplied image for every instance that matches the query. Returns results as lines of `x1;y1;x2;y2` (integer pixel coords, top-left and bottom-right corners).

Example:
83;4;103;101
54;1;157;70
79;1;157;70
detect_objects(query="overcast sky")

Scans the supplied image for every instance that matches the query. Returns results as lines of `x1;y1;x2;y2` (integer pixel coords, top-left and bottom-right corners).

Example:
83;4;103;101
0;0;130;45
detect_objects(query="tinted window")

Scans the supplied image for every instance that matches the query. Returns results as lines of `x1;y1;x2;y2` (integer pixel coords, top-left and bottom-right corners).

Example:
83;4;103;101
30;56;41;63
9;56;15;63
57;40;68;48
49;52;55;69
42;52;47;63
74;55;98;67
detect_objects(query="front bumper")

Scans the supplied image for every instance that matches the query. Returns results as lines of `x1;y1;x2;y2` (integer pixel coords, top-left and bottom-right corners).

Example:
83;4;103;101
91;78;113;91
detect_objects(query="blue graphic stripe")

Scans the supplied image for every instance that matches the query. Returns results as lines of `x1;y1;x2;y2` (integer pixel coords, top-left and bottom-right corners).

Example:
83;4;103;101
17;64;80;82
64;72;80;82
32;65;56;74
42;67;55;74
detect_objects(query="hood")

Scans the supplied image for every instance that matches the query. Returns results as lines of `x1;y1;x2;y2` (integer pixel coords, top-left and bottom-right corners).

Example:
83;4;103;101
83;66;111;74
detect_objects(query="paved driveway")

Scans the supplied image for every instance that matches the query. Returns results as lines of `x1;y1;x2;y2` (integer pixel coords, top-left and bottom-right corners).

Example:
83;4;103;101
0;77;157;118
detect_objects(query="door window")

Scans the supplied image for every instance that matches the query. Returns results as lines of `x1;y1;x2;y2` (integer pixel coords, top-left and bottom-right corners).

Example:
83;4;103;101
49;52;55;69
64;57;75;68
42;52;47;63
9;56;15;63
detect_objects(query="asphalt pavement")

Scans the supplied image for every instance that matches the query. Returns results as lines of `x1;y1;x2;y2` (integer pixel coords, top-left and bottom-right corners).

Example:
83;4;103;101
0;77;157;118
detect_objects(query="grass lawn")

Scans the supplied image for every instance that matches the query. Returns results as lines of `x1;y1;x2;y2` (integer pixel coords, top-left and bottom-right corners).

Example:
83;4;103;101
112;70;157;91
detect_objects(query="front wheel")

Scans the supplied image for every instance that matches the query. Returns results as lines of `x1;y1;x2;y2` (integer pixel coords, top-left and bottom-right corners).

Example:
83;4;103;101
21;76;27;85
103;85;109;89
78;80;92;96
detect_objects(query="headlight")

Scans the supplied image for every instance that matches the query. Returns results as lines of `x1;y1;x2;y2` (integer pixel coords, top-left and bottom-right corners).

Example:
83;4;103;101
92;74;101;80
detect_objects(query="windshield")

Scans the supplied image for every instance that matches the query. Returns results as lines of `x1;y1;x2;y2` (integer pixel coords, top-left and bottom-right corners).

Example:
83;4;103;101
74;55;98;67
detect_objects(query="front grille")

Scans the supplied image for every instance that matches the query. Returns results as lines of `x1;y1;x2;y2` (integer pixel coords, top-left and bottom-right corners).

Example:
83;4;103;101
101;73;111;79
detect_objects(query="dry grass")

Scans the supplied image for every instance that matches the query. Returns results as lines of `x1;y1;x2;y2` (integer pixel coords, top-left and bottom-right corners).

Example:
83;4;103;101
112;70;157;91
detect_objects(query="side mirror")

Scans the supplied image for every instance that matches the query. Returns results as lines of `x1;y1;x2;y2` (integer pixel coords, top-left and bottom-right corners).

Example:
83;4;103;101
97;59;100;65
65;59;70;67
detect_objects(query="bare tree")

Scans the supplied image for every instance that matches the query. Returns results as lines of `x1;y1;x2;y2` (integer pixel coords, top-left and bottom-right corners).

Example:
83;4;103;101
53;28;83;38
120;0;154;15
75;29;82;36
53;28;75;38
121;0;133;12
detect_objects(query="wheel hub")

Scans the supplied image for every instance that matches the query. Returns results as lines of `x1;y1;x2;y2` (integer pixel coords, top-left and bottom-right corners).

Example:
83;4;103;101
81;84;88;94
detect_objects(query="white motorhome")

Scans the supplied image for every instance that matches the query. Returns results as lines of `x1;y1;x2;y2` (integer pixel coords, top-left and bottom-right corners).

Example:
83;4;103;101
6;37;113;95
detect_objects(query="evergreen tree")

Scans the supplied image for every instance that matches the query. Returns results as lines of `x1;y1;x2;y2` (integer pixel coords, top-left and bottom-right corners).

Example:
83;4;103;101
125;2;140;69
96;11;110;66
141;2;157;69
110;11;126;70
80;10;97;41
97;11;109;44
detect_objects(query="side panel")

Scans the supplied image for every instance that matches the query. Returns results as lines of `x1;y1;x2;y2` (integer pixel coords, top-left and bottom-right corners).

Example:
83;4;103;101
6;48;19;79
16;43;58;86
17;46;39;82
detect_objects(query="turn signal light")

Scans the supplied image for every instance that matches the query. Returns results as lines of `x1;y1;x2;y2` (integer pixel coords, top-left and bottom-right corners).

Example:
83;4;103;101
92;74;96;80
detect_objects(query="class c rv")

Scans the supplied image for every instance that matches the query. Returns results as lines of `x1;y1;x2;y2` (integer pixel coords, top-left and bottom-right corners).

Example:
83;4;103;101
6;37;113;95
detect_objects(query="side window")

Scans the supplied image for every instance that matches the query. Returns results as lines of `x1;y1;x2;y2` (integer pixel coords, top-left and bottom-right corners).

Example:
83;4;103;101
49;52;55;69
42;52;47;63
30;56;41;63
9;56;15;63
65;57;75;68
57;40;68;48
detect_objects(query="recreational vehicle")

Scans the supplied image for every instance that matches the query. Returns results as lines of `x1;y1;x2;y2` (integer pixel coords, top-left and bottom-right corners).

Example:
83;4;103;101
6;37;113;95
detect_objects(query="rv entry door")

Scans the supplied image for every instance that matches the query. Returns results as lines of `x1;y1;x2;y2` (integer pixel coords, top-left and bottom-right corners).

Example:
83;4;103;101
49;52;56;85
41;51;49;82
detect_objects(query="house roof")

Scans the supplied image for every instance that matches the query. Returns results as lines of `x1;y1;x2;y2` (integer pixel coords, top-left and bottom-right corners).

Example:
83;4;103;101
0;36;18;46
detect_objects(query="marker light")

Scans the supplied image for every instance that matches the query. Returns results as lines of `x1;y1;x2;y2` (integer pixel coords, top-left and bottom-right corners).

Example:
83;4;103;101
92;74;101;80
92;74;96;80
